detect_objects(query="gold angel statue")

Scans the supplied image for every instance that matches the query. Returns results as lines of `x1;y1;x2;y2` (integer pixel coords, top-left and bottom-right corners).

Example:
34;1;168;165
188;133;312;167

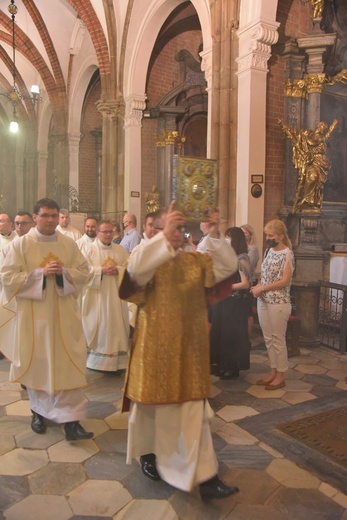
279;118;338;212
145;186;161;213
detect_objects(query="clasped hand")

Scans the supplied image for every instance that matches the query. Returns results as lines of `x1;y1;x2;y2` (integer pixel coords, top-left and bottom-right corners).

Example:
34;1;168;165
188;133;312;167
43;261;63;277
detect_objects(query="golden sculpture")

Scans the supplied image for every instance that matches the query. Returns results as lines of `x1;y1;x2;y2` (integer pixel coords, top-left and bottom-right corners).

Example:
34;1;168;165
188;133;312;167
279;118;338;212
145;186;161;213
310;0;325;19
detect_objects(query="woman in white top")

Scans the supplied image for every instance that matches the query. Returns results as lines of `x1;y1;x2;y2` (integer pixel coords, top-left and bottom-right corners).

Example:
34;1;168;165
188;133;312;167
250;219;294;390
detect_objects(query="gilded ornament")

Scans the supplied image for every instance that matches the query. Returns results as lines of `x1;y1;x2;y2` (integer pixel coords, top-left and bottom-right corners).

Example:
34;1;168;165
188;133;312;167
101;256;118;267
145;186;161;213
39;252;64;267
310;0;325;19
279;118;338;213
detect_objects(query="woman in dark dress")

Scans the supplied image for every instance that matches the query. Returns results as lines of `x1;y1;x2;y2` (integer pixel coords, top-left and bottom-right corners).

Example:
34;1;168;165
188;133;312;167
210;227;251;379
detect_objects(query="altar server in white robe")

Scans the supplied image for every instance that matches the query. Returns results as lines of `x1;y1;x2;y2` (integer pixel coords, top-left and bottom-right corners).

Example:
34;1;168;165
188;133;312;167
0;198;93;441
76;217;98;253
82;219;130;372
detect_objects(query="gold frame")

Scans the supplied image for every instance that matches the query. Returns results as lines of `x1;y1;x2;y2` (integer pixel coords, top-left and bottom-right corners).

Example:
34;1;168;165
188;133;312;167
172;156;218;221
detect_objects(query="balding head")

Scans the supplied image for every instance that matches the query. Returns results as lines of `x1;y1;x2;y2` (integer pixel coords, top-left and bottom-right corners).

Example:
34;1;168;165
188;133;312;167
122;213;137;231
0;214;13;235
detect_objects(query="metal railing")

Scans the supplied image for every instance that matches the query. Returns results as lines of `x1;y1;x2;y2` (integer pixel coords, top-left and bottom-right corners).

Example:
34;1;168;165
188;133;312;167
318;281;347;353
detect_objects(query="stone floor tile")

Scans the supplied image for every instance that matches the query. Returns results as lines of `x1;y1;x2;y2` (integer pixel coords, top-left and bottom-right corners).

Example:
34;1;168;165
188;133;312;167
281;379;313;392
122;469;176;501
16;425;65;449
217;405;259;422
326;369;347;381
94;429;127;454
226;467;281;505
28;462;86;495
104;412;130;430
336;380;347;390
0;447;48;476
266;459;320;489
4;494;73;520
0;475;30;511
0;417;31;436
84;451;137;481
224;504;287;519
0;434;15;457
249;354;269;364
281;392;317;405
210;414;225;432
295;364;327;375
0;391;21;406
268;487;344;519
251;398;290;414
333;493;347;508
288;355;319;365
259;442;284;459
5;399;31;416
86;400;117;419
303;373;338;386
170;487;237;520
68;480;132;516
311;385;343;398
82;418;110;437
48;438;99;463
319;482;339;498
319;359;347;370
209;384;222;398
115;499;178;519
216;423;258;445
246;385;286;398
282;368;304;380
310;350;340;361
219;445;273;470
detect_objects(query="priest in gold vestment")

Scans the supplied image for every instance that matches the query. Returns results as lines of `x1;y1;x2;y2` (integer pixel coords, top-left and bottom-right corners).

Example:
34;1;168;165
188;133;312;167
0;198;93;441
120;203;240;499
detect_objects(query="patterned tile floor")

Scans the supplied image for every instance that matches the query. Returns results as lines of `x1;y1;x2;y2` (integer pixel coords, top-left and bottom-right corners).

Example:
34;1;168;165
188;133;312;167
0;339;347;520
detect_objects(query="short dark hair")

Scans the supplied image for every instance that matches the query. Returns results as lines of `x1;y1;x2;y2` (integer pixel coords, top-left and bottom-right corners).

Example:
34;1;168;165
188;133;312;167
15;210;33;221
85;216;98;224
33;198;60;215
97;219;113;230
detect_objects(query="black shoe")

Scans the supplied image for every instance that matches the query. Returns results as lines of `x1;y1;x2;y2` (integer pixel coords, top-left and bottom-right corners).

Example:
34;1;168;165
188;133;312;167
31;411;46;434
140;453;161;481
220;369;239;380
199;475;239;499
64;421;93;441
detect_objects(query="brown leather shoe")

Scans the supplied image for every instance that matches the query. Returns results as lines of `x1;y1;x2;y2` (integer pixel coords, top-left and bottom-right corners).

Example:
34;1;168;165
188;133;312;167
256;379;273;386
265;381;285;390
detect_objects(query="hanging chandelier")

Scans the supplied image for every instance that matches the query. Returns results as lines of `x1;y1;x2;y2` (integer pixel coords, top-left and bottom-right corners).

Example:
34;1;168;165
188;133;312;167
0;1;41;133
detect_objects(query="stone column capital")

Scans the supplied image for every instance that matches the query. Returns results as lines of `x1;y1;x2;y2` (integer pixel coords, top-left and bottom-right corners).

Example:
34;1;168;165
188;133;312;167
236;18;280;75
124;95;147;128
96;98;125;119
199;47;212;90
237;19;280;75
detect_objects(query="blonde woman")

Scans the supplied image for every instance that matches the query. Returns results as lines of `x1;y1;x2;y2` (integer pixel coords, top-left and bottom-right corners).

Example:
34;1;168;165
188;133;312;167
250;219;294;390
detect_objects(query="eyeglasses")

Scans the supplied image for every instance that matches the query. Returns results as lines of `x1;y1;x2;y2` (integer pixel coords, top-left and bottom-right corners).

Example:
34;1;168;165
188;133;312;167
14;221;32;226
36;213;59;219
98;230;114;234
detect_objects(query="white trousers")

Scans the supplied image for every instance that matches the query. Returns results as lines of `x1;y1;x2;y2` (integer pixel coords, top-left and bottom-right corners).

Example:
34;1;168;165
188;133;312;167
28;388;87;423
257;300;291;373
127;400;218;492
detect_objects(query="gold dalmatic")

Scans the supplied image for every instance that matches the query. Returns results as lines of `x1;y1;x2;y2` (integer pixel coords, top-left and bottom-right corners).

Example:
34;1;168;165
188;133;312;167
39;252;64;268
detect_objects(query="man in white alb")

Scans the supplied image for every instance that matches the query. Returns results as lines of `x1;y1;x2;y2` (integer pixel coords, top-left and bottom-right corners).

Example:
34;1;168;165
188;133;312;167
76;216;98;253
56;208;82;240
81;220;129;371
0;198;93;441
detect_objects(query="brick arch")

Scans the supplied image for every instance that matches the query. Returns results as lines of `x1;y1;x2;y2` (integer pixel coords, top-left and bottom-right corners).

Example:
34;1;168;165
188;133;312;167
67;0;110;77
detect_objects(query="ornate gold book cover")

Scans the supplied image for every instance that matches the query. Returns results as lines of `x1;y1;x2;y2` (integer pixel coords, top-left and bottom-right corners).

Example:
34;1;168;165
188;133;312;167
172;156;218;221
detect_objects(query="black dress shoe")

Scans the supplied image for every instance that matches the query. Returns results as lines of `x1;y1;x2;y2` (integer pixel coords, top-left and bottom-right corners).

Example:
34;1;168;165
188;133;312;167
64;421;93;441
140;453;161;481
220;369;239;380
199;475;239;499
31;411;46;434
